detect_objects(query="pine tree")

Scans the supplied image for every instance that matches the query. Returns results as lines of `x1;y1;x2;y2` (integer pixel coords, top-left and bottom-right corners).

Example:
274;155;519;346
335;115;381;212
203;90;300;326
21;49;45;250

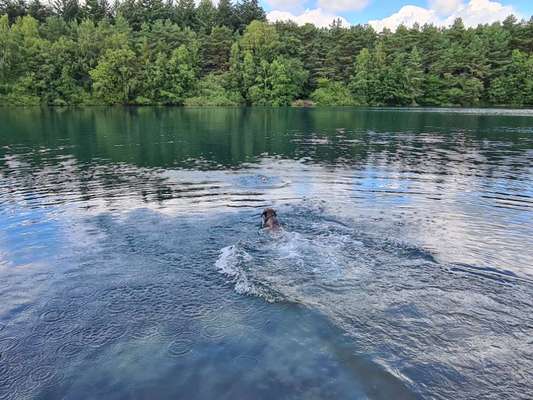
176;0;197;30
216;0;235;31
489;49;533;105
196;0;216;34
83;0;110;22
201;25;233;73
350;48;372;105
27;0;52;23
236;0;265;32
405;46;423;105
372;43;389;105
1;0;28;23
52;0;81;21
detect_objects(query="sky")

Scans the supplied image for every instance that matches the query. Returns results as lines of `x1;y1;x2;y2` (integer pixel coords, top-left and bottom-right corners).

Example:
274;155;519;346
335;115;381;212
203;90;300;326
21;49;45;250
260;0;533;29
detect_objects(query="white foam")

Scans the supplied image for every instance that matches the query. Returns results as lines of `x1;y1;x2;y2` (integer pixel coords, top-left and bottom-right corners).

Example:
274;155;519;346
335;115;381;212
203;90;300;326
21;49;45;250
215;245;258;297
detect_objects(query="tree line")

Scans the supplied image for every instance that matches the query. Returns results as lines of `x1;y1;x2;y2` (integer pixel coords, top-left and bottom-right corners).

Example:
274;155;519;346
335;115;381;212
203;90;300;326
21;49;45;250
1;0;532;107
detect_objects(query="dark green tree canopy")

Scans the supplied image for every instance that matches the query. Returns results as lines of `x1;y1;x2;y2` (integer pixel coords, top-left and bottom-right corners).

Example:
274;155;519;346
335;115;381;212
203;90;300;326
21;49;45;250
0;0;532;107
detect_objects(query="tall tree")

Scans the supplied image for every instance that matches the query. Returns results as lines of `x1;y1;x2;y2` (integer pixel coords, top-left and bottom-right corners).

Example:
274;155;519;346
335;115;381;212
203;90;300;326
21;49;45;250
140;44;198;104
27;0;52;23
216;0;235;30
52;0;81;21
236;0;265;32
405;46;424;105
90;47;139;104
489;49;533;105
481;23;511;85
0;0;27;23
201;25;233;74
196;0;216;34
240;20;279;61
175;0;197;30
350;48;373;105
83;0;110;22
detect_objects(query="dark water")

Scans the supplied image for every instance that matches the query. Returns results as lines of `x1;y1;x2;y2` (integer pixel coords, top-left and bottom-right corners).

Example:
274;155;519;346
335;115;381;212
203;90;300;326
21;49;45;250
0;107;532;400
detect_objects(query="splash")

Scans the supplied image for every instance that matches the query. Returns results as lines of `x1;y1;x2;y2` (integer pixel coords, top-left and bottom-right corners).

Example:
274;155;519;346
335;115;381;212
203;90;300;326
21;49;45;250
215;207;533;399
215;245;259;297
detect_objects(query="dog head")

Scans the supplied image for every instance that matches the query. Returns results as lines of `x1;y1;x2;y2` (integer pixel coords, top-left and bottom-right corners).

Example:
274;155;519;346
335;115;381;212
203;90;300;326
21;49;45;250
262;208;278;227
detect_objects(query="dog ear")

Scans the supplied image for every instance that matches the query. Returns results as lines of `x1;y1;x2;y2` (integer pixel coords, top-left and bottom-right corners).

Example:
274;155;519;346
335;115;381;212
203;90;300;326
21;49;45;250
262;210;267;218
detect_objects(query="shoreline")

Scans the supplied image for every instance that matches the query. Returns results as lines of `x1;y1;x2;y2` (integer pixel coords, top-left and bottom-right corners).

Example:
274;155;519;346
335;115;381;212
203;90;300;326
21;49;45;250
1;104;532;111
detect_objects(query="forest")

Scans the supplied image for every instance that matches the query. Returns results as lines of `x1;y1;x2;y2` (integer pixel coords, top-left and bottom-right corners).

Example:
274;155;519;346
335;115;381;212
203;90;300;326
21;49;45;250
1;0;532;107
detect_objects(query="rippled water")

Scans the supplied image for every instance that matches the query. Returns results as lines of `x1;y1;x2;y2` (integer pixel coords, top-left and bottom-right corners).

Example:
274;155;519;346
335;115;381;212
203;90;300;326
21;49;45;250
0;107;532;399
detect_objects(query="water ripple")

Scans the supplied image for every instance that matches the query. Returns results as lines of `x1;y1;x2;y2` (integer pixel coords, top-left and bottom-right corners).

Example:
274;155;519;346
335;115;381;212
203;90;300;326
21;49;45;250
167;339;194;357
0;107;532;400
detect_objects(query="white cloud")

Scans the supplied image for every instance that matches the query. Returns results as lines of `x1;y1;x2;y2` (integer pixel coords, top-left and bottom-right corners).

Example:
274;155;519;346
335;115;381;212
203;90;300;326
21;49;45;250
267;8;350;28
318;0;370;12
428;0;463;15
444;0;517;26
369;0;517;31
369;5;438;31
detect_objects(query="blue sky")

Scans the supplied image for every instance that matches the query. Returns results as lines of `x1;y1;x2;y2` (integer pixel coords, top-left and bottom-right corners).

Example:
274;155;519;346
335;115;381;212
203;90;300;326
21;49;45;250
261;0;533;29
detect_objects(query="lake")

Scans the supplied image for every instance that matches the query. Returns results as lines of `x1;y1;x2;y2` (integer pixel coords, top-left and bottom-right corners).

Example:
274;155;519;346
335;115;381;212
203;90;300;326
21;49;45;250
0;107;532;399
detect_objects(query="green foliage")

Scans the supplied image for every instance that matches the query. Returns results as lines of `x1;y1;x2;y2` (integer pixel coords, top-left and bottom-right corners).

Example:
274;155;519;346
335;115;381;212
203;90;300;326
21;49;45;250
90;47;138;104
215;0;235;31
405;47;424;105
350;48;374;105
35;36;88;104
142;44;198;105
82;0;110;22
52;0;81;22
1;0;28;23
102;40;199;105
235;0;265;33
0;75;40;105
184;73;241;106
0;2;532;107
195;0;216;34
488;49;533;105
201;25;233;74
350;43;424;106
311;78;355;106
176;0;197;30
270;57;308;106
240;20;279;61
229;21;307;106
27;0;52;23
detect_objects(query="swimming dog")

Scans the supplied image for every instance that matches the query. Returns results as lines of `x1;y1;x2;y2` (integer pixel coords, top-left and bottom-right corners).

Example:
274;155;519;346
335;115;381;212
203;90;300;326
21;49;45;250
262;208;281;231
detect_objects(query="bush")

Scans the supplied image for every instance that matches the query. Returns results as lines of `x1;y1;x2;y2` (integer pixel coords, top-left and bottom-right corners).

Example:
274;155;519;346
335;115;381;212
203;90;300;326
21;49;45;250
184;73;242;106
0;77;41;106
310;79;355;106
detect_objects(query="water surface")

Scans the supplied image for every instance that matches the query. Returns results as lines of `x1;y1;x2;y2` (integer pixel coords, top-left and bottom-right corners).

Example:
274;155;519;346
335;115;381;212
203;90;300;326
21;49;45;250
0;107;532;399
